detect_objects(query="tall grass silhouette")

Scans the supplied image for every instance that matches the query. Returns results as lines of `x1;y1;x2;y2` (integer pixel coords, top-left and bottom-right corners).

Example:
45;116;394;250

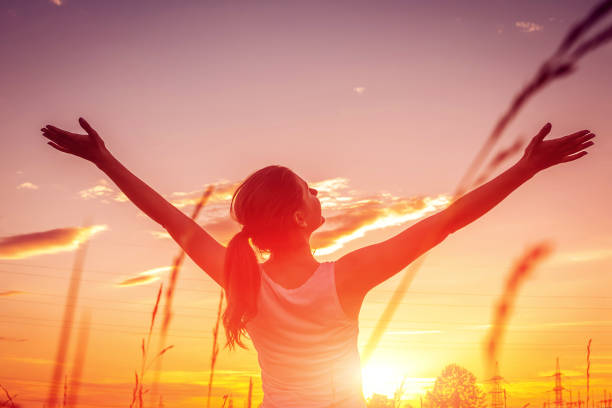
247;377;253;408
206;289;225;408
66;310;91;407
362;0;612;364
0;384;17;408
151;186;214;401
45;221;90;408
130;283;174;408
483;242;554;378
587;338;592;408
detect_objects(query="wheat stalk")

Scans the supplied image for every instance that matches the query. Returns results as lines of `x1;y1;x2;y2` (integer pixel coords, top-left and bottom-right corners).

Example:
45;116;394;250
150;186;214;401
484;242;554;378
206;289;225;408
45;220;90;408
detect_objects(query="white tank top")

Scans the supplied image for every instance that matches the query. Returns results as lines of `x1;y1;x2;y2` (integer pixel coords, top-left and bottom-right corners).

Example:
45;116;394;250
245;261;367;408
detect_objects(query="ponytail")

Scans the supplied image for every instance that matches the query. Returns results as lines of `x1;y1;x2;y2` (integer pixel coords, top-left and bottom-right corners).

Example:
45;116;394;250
221;165;305;351
222;227;261;350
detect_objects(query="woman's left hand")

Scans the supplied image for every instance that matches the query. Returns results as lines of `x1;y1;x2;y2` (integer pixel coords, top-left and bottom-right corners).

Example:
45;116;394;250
519;122;596;175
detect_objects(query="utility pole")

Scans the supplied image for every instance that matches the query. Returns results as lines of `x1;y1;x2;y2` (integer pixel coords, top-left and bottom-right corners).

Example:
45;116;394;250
487;361;505;408
553;357;566;408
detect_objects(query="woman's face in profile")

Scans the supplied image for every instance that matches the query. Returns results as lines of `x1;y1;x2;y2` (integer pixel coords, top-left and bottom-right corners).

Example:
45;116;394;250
296;175;325;233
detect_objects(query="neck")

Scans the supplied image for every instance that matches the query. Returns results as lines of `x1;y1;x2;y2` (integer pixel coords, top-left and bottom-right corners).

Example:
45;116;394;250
268;241;316;266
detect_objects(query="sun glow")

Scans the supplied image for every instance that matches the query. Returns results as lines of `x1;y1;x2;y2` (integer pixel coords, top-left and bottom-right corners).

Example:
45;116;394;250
361;361;406;399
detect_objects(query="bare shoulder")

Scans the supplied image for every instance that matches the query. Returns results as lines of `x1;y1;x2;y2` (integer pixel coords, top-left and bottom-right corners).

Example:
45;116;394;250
333;257;367;321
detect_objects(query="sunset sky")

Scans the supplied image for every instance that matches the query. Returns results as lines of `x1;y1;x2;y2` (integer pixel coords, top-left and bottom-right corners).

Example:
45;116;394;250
2;0;612;407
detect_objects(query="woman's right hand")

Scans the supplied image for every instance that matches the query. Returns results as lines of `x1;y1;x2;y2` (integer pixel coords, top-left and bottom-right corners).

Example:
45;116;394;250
41;117;109;165
518;122;596;175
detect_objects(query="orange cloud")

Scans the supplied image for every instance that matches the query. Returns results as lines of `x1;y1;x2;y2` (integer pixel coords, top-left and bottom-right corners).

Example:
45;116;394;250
169;180;238;208
150;230;172;239
0;290;27;297
17;182;38;190
116;266;172;287
0;225;107;259
311;194;452;254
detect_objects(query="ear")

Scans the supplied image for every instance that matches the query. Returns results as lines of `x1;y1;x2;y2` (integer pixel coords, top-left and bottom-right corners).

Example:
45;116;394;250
293;210;308;229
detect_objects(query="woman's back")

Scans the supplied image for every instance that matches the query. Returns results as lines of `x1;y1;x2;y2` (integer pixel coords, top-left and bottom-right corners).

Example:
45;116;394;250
245;261;367;408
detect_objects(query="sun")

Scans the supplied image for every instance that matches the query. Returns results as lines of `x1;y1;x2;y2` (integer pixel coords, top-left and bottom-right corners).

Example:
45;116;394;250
361;361;405;399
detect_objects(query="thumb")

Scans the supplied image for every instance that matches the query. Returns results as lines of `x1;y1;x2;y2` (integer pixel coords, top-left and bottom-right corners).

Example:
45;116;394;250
79;117;97;136
78;117;104;145
525;122;551;154
534;122;552;144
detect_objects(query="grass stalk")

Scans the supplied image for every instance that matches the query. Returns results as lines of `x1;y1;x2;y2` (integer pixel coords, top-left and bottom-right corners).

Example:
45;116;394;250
45;221;90;408
206;289;225;408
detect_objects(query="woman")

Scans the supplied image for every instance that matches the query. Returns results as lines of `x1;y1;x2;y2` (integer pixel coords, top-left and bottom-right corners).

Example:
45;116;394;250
40;118;595;407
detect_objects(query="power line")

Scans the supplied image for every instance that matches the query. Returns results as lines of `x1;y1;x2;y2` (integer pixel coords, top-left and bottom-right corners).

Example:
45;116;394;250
2;262;611;299
3;318;610;347
3;298;612;328
2;313;612;336
2;289;611;311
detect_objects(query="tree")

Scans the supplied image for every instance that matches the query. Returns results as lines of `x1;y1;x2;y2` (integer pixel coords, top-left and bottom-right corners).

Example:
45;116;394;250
423;364;486;408
367;393;395;408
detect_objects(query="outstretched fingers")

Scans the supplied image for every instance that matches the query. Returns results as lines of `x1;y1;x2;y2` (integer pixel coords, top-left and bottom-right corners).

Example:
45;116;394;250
563;129;591;140
46;141;71;154
559;132;596;155
559;150;588;164
41;128;66;146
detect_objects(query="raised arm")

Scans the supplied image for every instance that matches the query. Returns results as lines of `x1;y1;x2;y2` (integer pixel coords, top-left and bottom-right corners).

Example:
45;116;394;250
336;123;595;296
41;117;226;288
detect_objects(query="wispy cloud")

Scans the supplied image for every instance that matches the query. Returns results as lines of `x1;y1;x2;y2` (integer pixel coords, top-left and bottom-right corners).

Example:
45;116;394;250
49;0;62;6
385;330;443;335
0;337;28;343
78;179;114;200
0;225;107;259
116;266;172;287
4;356;53;364
515;21;543;33
464;319;612;331
149;176;453;255
549;248;612;265
17;182;38;190
0;290;27;297
169;180;237;208
353;86;366;94
150;230;171;239
77;179;127;203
